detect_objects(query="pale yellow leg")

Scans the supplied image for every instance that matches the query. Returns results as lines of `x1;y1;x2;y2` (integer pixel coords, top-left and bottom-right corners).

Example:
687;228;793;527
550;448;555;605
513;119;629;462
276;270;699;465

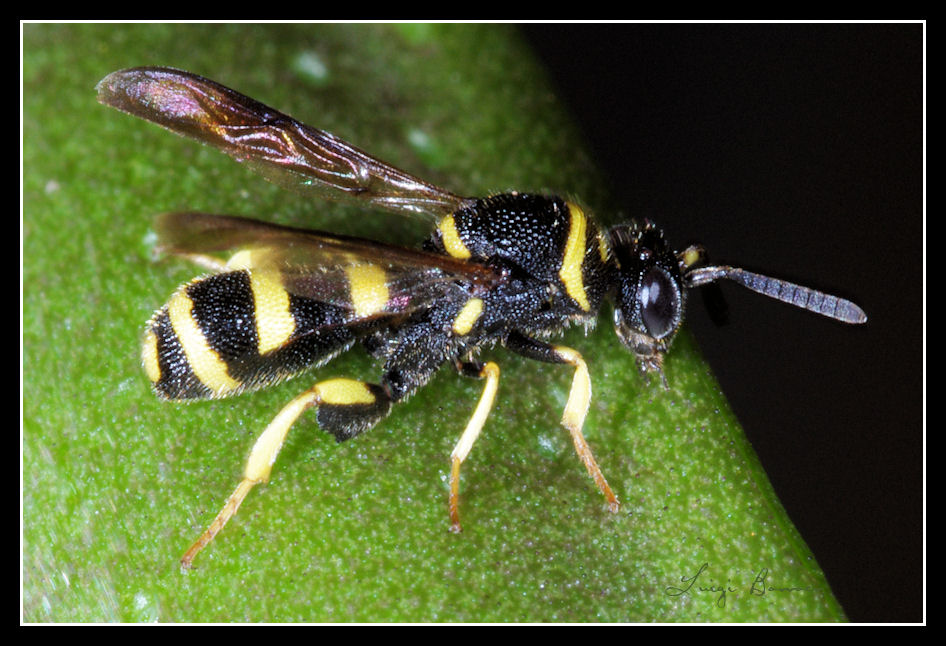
180;378;376;568
552;345;620;513
448;361;500;533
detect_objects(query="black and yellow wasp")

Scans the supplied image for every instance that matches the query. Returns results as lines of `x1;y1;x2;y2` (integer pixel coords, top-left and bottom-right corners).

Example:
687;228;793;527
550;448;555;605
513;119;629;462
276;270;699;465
97;67;867;568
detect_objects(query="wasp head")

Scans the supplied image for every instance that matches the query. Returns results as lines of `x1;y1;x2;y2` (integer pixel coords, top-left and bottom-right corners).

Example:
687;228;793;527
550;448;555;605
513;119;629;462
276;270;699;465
607;221;686;382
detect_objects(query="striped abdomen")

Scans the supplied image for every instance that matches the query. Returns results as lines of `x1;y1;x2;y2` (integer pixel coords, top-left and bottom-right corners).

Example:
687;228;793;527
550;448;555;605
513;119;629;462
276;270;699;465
142;270;359;400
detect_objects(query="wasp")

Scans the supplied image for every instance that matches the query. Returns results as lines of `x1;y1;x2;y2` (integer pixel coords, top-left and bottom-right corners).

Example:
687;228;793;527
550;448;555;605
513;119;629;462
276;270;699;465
96;67;867;568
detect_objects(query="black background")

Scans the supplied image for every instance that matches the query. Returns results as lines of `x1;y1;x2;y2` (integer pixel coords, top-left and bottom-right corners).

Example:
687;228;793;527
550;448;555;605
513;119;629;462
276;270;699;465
521;24;922;623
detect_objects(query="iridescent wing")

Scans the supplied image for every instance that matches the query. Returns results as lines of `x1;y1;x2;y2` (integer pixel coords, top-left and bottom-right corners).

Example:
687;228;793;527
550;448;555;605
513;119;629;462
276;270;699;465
155;212;504;318
96;66;474;221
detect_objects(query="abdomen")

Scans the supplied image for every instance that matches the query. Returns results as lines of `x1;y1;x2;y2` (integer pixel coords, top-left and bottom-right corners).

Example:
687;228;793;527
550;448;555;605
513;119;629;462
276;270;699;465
142;270;359;400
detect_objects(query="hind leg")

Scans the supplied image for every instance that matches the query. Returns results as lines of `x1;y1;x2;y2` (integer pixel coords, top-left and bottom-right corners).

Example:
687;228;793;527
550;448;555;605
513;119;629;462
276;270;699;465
180;378;391;568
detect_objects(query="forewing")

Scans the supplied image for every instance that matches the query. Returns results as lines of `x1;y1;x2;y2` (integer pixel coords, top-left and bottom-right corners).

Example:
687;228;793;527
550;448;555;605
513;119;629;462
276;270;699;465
155;212;503;318
97;66;473;221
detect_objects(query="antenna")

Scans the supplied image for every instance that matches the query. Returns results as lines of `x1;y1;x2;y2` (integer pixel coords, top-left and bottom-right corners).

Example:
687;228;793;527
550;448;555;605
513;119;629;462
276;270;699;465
684;265;867;325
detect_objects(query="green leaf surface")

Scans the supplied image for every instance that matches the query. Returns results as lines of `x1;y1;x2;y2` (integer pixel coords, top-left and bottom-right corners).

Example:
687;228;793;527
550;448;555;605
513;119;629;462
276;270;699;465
23;23;845;622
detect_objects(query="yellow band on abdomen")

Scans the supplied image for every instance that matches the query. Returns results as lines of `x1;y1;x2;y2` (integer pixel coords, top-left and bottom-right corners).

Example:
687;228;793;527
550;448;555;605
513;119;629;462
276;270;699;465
249;270;295;354
345;264;390;318
167;286;241;395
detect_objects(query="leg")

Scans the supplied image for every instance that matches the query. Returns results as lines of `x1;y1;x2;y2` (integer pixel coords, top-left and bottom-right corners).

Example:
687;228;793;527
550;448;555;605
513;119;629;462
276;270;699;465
448;360;500;533
180;378;390;568
505;332;620;513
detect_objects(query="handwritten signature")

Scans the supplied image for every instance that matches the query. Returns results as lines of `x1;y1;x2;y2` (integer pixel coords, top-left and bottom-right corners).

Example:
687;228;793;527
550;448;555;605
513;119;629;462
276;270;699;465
664;563;815;608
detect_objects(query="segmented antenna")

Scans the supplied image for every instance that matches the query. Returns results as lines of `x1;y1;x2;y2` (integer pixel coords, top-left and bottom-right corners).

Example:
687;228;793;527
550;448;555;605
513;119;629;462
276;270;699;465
685;266;867;324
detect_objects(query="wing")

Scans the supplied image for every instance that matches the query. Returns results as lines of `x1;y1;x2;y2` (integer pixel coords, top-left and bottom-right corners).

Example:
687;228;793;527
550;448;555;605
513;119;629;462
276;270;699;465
96;66;474;221
155;212;504;317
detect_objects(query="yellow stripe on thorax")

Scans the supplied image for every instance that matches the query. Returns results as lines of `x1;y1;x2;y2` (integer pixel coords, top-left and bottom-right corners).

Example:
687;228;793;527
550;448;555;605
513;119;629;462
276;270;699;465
345;264;390;318
559;202;591;311
596;230;611;263
167;286;240;395
452;298;484;336
439;214;472;259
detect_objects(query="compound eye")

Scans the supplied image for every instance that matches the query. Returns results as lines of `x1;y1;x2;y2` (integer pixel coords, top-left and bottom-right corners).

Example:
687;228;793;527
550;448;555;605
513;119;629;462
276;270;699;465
640;267;679;339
